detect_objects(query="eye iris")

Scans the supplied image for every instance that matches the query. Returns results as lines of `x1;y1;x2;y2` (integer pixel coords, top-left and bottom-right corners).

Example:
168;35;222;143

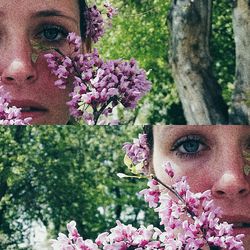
44;28;59;40
183;140;199;153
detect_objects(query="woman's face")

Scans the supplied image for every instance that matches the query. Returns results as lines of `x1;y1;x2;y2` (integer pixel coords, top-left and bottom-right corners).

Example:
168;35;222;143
153;126;250;249
0;0;81;124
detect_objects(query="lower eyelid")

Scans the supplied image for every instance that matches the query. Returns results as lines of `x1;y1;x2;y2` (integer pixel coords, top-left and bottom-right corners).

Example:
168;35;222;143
173;142;210;160
175;151;204;159
175;147;209;160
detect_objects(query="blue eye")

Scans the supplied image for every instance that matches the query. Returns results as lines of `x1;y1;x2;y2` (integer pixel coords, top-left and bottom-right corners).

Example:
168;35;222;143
171;135;208;158
37;25;68;43
44;27;61;40
180;140;200;153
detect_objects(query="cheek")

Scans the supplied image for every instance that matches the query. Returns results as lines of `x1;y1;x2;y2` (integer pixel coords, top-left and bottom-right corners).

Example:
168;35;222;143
31;56;72;124
243;236;250;250
36;54;72;100
153;149;213;193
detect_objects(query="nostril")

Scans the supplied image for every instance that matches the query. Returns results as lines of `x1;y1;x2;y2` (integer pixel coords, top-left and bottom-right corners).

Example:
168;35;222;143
239;189;246;194
27;75;33;80
6;76;14;81
216;190;225;196
2;74;36;84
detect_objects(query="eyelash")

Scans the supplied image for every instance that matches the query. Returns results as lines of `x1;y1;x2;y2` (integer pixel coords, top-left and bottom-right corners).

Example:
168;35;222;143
170;135;208;159
35;24;68;45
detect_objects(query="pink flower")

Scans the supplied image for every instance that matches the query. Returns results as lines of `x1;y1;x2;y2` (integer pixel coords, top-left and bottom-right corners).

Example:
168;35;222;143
67;221;80;240
67;33;81;52
139;179;160;208
96;232;109;246
51;161;245;250
0;86;32;125
122;133;150;174
86;5;105;43
164;162;174;178
76;238;99;250
51;233;74;250
45;41;151;125
104;2;118;19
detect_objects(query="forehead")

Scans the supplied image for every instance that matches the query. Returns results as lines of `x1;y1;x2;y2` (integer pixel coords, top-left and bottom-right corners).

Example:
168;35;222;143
0;0;79;18
153;125;250;143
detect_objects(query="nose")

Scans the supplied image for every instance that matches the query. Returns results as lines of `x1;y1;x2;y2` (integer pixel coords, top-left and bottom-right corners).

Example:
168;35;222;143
212;172;249;199
1;40;38;86
212;151;250;199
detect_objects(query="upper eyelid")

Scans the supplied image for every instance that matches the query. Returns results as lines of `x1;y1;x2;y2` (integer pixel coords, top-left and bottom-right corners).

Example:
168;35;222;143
34;23;69;33
170;134;207;151
31;19;70;33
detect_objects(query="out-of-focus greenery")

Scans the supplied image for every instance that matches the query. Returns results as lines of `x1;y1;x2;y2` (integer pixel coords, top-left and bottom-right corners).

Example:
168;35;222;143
211;1;235;104
96;0;185;124
95;0;235;124
0;126;157;249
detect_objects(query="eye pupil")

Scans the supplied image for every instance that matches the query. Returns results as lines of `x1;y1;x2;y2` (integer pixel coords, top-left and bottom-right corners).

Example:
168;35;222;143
44;28;59;40
183;140;199;153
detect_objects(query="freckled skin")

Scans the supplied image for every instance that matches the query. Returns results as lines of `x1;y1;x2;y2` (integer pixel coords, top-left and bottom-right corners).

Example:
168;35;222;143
0;0;81;124
153;126;250;249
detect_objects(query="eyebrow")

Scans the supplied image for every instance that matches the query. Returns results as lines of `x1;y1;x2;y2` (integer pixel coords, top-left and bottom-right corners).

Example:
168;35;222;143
31;9;78;24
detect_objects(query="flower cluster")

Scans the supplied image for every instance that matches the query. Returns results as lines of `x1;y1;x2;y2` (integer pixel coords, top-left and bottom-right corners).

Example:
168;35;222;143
139;164;244;249
87;2;117;43
0;86;31;125
44;2;150;124
45;34;151;125
51;164;244;249
122;133;150;175
87;2;118;43
52;220;161;250
87;5;105;43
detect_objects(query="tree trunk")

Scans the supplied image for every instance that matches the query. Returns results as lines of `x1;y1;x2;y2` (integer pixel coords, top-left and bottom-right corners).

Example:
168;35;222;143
230;0;250;124
168;0;229;124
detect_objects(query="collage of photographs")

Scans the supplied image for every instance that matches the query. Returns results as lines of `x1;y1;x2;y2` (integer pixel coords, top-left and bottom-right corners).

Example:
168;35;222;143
0;0;249;249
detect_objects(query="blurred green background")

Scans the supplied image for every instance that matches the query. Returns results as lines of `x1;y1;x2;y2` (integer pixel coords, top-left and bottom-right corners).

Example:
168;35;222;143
0;126;158;249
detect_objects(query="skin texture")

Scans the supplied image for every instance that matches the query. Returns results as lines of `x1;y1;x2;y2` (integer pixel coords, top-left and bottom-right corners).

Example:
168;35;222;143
153;125;250;249
0;0;81;124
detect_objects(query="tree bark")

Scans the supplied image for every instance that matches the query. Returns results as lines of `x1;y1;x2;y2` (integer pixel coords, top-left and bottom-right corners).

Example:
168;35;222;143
230;0;250;124
168;0;229;124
